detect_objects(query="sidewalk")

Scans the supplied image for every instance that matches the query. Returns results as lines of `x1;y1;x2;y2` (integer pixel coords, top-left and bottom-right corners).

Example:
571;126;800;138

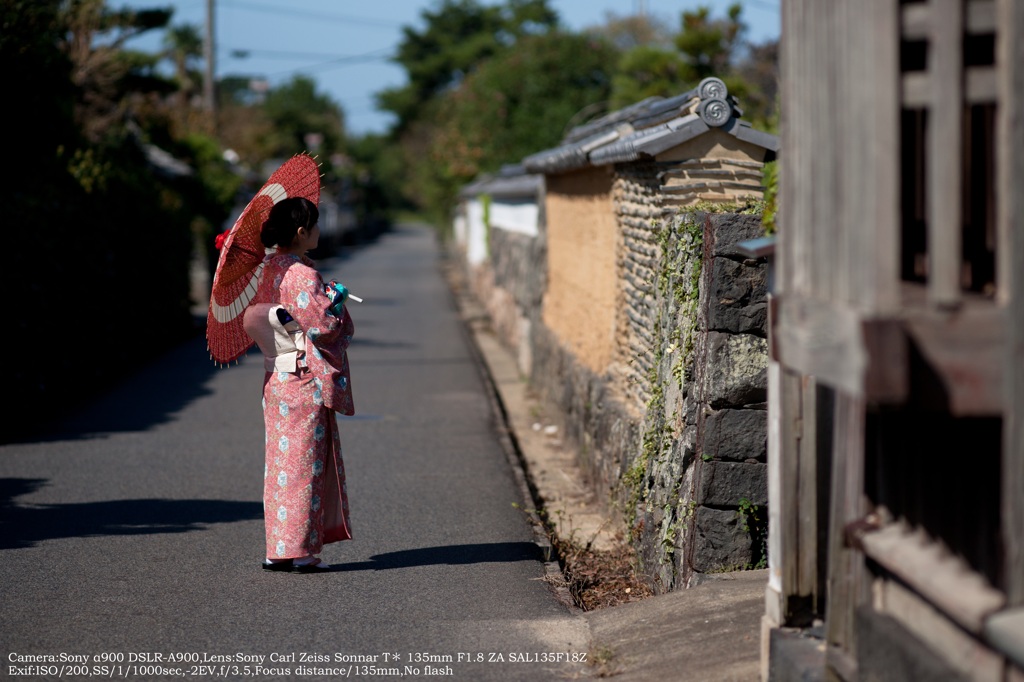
448;261;767;681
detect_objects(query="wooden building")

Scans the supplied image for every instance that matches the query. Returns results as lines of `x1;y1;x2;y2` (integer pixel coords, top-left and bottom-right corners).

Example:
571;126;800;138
764;1;1023;680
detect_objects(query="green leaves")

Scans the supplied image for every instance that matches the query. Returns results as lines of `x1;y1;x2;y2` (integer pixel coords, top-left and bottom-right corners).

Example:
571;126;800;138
761;160;778;235
262;75;345;161
611;45;687;110
399;19;618;226
382;0;560;133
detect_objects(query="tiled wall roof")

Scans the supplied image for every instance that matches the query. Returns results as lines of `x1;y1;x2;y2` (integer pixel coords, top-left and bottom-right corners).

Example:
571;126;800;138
523;77;778;175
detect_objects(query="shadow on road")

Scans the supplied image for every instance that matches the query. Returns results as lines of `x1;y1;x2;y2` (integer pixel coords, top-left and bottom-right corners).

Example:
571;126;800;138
0;478;260;549
5;334;223;445
327;542;544;572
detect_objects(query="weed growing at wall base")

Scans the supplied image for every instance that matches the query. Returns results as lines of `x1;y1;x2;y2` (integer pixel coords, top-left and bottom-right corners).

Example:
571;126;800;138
736;497;768;569
514;503;653;611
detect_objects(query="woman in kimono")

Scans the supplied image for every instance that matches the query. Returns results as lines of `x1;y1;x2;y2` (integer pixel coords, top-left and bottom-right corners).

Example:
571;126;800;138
243;196;355;573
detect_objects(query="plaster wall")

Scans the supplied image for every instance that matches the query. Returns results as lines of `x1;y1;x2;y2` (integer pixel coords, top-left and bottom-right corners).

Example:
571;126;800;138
542;166;618;374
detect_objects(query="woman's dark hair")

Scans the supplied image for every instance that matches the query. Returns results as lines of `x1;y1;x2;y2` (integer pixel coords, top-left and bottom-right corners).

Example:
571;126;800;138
260;197;319;248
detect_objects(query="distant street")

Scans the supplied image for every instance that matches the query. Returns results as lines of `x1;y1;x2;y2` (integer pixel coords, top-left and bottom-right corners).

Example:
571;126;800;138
0;224;589;681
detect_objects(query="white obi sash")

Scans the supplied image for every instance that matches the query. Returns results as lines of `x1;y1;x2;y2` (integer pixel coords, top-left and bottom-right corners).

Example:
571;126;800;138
242;303;306;372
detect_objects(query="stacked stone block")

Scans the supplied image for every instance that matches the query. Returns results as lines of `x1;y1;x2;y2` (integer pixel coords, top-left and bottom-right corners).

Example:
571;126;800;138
638;211;768;587
613;162;664;413
659;158;768;207
480;227;547;375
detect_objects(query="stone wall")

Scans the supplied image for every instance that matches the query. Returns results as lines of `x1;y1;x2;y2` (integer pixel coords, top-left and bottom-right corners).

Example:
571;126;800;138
465;183;769;594
534;208;769;593
530;321;642;518
470;226;547;376
613;162;664;414
626;211;769;591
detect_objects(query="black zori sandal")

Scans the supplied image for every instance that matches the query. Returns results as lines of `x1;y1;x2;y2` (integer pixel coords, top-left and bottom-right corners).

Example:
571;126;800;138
262;559;294;572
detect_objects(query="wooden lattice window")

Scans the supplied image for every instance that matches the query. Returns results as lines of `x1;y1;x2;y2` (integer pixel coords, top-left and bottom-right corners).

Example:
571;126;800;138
899;0;998;301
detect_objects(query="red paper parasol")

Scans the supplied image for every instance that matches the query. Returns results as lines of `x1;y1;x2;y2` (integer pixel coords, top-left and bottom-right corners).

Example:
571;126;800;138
206;153;321;364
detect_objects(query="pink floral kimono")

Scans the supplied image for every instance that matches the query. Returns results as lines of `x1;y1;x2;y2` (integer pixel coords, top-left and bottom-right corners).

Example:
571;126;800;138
243;252;355;560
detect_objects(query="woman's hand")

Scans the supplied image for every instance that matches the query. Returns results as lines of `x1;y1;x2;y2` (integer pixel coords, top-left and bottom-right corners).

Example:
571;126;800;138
325;280;349;317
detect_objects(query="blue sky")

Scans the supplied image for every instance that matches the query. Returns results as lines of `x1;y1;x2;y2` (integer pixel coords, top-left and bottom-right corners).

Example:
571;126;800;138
119;0;780;136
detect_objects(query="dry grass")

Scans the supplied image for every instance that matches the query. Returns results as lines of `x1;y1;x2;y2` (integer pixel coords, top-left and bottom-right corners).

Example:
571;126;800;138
546;529;653;612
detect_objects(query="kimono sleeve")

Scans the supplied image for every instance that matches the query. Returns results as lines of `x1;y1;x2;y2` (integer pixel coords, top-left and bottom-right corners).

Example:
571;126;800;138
277;262;349;364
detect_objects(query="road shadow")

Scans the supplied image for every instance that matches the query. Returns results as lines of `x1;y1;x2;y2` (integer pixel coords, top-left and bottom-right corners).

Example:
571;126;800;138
4;334;225;445
0;478;261;549
327;542;544;572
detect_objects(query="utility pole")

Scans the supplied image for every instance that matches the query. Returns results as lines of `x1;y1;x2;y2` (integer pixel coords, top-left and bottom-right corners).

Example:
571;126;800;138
204;0;217;133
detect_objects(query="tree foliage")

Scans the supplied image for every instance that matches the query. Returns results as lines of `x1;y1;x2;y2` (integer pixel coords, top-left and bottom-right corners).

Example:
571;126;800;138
261;76;345;161
373;0;617;225
60;0;178;141
3;0;78;173
734;39;779;132
607;3;777;130
674;3;744;80
588;12;674;51
346;133;410;229
610;45;687;109
162;22;205;129
415;31;618;225
376;0;558;133
0;0;246;440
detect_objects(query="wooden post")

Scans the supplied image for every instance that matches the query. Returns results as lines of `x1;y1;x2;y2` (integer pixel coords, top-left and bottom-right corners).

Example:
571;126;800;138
796;374;817;604
204;0;217;134
927;0;964;308
997;0;1024;607
868;0;901;315
766;358;785;622
778;368;807;622
825;393;869;676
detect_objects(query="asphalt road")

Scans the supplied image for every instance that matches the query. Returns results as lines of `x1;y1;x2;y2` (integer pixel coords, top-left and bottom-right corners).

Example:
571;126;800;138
0;224;589;681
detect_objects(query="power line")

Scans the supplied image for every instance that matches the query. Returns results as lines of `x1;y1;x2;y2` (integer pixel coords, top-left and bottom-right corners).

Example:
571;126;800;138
218;44;393;77
220;0;402;29
225;46;392;62
266;48;393;77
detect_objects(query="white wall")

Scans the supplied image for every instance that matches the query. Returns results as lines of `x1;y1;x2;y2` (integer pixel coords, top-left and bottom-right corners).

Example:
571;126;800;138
459;194;540;266
465;199;488;266
489;199;539;237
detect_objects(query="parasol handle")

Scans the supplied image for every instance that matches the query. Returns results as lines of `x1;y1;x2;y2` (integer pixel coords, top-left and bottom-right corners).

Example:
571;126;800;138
348;294;363;303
